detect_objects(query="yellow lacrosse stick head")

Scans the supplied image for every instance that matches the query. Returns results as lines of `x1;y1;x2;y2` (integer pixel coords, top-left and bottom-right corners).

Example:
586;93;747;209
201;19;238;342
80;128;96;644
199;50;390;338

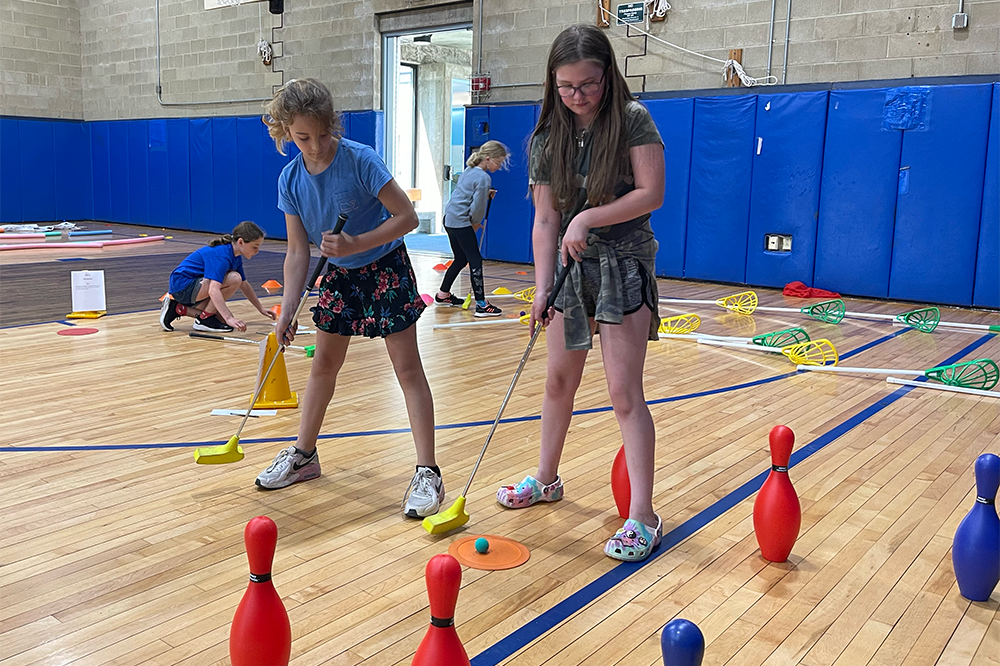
513;286;536;303
658;313;702;335
781;338;838;366
715;290;758;315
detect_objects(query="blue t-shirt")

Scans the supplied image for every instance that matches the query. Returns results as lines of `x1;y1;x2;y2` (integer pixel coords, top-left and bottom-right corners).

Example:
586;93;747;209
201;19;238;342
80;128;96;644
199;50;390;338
278;139;398;269
169;243;246;294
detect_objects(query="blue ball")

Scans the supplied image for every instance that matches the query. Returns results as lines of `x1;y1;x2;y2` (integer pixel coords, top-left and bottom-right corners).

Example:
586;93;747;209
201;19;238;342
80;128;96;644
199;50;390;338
474;537;490;554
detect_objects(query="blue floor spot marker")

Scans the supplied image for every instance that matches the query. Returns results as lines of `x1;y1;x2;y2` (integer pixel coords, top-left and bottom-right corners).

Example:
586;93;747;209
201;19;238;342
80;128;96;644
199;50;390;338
470;332;995;666
56;257;88;262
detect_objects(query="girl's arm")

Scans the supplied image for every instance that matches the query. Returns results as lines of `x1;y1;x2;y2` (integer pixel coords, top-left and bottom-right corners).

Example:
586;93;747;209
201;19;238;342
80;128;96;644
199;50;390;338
239;281;275;319
560;143;665;264
206;281;244;331
277;213;312;344
530;184;562;329
468;176;490;227
320;179;418;258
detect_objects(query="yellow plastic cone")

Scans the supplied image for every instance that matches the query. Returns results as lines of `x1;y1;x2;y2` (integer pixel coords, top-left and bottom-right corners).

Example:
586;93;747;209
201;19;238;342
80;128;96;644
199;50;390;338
252;332;298;409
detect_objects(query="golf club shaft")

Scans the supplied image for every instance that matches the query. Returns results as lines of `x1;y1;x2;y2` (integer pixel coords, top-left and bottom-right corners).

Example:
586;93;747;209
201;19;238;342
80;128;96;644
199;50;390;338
232;213;346;437
188;331;309;352
461;262;570;497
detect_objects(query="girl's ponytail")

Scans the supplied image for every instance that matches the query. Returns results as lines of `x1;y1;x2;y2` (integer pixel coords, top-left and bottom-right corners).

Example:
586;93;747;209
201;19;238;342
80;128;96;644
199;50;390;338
209;221;264;247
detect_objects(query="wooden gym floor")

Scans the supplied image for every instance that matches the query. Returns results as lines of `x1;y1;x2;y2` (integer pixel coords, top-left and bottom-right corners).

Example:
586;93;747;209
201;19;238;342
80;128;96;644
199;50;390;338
1;225;998;665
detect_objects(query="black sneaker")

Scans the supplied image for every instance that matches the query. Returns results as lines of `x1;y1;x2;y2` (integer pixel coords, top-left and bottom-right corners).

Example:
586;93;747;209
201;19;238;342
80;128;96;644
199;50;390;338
474;302;503;318
434;293;464;307
159;298;182;332
192;314;233;332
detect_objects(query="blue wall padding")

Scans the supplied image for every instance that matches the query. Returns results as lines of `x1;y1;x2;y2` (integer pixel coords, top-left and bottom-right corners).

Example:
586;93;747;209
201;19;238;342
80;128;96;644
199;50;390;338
53;122;93;221
236;117;265;234
684;95;757;283
166;119;192;230
108;122;130;224
127;121;149;226
483;105;535;264
974;84;999;308
211;118;238;231
814;89;903;298
90;122;111;221
889;84;993;306
645;98;694;279
147;120;170;228
261;125;291;238
188;119;214;232
745;91;828;288
1;118;22;222
18;120;57;222
883;87;930;131
349;111;385;158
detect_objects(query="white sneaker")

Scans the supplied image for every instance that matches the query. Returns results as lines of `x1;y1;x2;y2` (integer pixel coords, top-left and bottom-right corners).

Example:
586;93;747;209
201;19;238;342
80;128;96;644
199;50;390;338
402;467;445;518
255;445;321;490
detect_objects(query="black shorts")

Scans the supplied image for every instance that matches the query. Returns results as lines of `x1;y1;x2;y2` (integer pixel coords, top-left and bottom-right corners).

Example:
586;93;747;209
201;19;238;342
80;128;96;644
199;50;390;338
172;277;205;306
312;244;426;338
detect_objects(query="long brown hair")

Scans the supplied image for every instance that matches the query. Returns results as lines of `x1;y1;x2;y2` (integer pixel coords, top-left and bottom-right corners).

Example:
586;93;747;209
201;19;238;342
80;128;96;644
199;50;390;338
262;78;344;156
532;25;634;211
210;221;264;247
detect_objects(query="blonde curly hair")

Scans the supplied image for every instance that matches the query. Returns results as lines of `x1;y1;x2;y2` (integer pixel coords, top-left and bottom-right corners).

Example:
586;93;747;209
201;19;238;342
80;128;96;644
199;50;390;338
262;79;344;155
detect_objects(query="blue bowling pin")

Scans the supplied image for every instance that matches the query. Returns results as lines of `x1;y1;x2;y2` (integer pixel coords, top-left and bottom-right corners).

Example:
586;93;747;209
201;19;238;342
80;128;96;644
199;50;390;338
661;618;704;666
953;453;1000;602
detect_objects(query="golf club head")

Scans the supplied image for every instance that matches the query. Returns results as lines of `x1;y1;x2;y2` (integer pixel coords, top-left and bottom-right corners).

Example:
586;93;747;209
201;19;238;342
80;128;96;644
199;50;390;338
193;435;245;464
422;496;469;534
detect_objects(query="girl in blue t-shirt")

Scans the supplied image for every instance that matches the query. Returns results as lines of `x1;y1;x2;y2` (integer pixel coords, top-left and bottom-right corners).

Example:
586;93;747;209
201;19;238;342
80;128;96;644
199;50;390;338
255;79;444;520
160;221;275;333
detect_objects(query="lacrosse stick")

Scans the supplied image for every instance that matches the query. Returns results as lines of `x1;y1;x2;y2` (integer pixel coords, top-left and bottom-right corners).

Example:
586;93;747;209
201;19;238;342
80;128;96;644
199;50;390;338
661;326;811;348
798;358;999;390
886;377;1000;399
699;337;839;366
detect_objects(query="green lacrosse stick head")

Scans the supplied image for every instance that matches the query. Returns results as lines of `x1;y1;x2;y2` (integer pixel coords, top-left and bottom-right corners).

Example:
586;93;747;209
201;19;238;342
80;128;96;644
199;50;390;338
752;327;811;348
800;299;846;324
924;358;999;390
896;307;940;333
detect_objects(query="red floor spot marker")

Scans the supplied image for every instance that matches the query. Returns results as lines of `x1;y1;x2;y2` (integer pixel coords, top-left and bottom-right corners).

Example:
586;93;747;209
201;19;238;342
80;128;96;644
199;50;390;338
57;327;99;336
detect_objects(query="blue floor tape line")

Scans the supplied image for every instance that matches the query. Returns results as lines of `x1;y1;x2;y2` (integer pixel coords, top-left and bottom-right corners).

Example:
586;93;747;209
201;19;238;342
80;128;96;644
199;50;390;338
0;329;977;455
470;332;994;666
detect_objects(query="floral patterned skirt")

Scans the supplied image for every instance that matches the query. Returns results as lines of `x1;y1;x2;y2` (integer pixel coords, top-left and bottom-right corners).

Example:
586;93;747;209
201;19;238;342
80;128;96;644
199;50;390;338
312;244;426;338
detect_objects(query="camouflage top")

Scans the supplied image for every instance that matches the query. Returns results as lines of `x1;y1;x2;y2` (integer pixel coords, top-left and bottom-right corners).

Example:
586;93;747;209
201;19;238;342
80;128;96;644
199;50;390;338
529;100;663;350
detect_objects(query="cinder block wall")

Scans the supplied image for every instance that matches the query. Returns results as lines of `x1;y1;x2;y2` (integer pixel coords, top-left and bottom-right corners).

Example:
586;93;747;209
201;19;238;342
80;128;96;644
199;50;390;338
1;0;997;120
1;0;83;119
481;0;999;100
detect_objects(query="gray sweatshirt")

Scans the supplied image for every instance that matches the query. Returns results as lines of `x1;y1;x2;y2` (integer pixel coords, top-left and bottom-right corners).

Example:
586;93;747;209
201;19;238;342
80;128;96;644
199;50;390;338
444;166;491;229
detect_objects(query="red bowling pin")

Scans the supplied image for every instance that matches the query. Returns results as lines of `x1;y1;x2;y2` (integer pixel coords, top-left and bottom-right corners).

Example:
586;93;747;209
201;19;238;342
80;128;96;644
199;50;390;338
230;516;292;666
412;554;470;666
611;445;631;520
753;425;801;562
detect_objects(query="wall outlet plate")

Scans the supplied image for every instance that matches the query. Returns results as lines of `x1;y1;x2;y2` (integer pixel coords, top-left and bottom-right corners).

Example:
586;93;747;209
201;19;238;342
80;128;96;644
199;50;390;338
952;12;969;29
765;234;792;252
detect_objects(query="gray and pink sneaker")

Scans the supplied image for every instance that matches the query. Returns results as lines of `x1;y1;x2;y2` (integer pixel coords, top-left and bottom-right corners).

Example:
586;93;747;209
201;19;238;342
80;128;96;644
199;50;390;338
496;474;563;508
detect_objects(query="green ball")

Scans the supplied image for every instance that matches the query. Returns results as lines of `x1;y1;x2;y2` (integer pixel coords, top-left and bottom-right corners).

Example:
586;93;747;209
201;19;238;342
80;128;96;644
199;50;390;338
474;537;489;554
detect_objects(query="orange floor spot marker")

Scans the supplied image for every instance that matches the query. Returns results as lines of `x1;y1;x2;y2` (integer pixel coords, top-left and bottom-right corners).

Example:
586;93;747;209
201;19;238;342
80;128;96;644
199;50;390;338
159;292;171;302
445;260;453;267
448;535;530;571
57;327;99;336
432;263;448;271
516;271;528;275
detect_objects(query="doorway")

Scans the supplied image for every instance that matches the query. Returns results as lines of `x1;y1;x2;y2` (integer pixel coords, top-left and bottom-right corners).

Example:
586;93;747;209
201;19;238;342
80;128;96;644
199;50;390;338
383;27;473;236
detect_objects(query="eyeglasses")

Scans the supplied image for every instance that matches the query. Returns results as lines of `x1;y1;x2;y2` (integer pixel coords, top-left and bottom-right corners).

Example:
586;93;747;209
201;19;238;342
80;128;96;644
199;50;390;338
556;75;605;98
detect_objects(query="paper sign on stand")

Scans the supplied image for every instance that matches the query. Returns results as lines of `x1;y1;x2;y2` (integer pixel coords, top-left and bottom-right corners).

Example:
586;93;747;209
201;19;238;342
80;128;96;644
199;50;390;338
68;270;107;319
